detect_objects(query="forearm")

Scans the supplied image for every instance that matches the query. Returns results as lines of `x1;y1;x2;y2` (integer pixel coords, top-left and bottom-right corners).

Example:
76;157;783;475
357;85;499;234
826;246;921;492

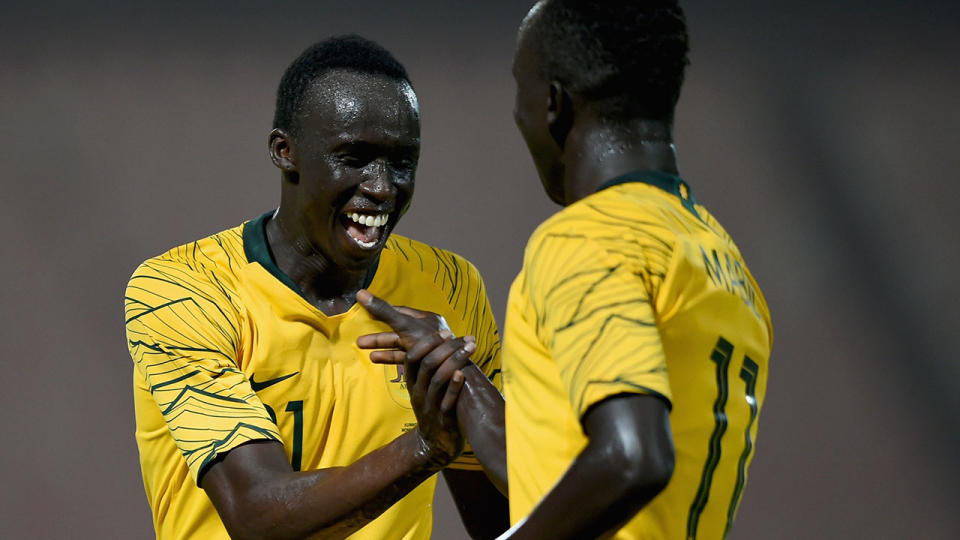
455;363;507;493
501;438;669;539
205;431;443;540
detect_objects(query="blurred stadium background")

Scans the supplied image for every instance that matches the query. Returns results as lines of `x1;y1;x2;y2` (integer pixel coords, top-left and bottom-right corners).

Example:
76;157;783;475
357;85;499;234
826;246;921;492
1;1;957;537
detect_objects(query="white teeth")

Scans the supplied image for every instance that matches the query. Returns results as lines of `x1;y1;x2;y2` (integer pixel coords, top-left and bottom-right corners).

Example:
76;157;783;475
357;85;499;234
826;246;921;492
345;212;388;228
355;238;377;248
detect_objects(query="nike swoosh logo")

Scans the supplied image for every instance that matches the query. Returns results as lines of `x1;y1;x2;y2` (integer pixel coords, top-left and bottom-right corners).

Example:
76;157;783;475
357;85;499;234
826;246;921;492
250;371;299;392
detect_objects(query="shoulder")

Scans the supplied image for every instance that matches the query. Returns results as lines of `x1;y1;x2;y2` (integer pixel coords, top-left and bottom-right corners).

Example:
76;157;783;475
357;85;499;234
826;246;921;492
524;188;663;262
131;222;245;277
522;186;691;293
380;234;495;332
532;184;677;241
693;203;738;251
383;233;486;288
126;222;248;315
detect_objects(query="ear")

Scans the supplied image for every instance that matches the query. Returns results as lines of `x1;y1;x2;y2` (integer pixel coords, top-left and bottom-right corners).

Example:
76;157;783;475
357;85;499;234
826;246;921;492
546;81;574;150
269;128;297;178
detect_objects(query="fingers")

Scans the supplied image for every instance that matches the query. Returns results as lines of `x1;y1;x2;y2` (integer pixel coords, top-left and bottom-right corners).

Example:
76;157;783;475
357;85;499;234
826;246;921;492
357;291;454;351
367;334;473;367
369;350;406;364
420;340;476;409
358;330;456;353
357;332;401;350
408;338;462;394
404;332;451;366
356;289;406;327
394;306;453;338
402;332;449;387
440;370;465;413
363;332;466;364
395;306;431;318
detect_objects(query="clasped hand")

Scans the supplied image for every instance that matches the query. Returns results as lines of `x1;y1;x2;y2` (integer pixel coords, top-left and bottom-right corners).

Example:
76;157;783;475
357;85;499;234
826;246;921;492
356;289;475;468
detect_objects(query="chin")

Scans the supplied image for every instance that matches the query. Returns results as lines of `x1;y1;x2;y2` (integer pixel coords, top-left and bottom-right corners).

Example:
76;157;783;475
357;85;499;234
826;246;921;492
539;174;566;206
543;182;565;205
535;161;565;206
338;242;386;272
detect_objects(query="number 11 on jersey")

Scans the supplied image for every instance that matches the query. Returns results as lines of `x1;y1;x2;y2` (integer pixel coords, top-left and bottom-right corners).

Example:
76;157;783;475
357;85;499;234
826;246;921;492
687;337;760;539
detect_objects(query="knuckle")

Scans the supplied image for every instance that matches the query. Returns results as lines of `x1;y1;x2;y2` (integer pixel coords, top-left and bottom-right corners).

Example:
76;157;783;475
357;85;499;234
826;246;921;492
426;333;445;348
422;356;440;374
452;351;471;367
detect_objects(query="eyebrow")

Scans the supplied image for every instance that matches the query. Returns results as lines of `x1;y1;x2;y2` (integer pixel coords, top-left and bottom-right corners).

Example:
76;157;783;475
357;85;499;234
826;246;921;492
332;139;419;155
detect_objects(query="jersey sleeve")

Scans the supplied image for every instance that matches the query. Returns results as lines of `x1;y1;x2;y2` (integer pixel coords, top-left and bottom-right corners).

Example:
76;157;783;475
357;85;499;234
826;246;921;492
526;229;672;420
442;255;502;471
125;258;281;482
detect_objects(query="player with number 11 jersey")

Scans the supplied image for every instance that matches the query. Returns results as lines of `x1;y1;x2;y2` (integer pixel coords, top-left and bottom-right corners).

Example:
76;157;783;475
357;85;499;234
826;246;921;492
502;171;772;539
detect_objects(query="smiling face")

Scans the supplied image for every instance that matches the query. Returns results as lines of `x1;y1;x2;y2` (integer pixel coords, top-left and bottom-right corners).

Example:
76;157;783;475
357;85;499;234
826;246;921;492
277;70;420;271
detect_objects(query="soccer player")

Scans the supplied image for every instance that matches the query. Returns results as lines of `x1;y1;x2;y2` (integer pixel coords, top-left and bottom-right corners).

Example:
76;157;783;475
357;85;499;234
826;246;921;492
124;36;507;539
358;1;774;538
501;1;773;537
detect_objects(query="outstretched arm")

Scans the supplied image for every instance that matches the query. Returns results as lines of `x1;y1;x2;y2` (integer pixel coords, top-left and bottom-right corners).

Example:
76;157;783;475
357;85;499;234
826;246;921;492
201;334;474;540
498;394;674;540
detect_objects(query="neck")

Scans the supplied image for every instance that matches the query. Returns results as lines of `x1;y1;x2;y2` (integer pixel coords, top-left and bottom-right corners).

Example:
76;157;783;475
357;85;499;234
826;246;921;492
562;118;679;205
266;208;371;316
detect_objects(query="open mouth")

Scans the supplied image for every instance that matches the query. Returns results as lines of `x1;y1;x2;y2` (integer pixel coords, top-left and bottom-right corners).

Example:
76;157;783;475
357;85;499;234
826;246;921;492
341;212;389;250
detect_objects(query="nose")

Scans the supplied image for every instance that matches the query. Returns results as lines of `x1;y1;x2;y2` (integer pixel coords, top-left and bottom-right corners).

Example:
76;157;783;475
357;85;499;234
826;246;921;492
358;160;397;203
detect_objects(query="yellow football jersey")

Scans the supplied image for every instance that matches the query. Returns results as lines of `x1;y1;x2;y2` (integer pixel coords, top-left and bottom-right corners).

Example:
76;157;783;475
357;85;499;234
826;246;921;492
125;211;501;540
502;171;772;540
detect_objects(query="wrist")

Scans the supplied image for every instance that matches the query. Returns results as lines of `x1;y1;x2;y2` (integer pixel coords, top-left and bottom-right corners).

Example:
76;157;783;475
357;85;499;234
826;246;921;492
462;363;499;391
458;364;504;414
409;428;451;472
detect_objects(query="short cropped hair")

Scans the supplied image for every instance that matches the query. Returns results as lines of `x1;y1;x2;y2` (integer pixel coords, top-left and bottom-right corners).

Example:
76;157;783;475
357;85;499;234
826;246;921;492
272;35;411;136
526;0;689;122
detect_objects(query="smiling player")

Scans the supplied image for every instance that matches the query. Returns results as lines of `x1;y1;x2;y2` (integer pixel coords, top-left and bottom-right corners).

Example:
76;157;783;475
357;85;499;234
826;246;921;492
124;36;507;539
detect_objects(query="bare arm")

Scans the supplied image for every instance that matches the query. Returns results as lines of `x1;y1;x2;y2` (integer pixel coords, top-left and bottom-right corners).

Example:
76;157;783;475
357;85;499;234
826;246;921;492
443;468;510;540
499;394;674;540
202;433;439;539
454;362;507;493
201;333;474;539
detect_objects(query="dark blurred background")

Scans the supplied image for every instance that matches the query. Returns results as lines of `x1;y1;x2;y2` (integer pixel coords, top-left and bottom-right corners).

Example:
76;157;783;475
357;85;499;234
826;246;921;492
1;1;958;538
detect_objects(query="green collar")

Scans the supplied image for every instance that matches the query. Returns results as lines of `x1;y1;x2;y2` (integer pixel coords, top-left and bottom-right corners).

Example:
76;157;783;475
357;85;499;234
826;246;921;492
597;170;701;220
242;211;379;301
